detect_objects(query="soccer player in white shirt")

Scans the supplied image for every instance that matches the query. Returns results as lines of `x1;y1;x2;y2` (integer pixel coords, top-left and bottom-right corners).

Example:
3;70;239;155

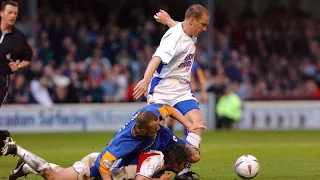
133;4;210;180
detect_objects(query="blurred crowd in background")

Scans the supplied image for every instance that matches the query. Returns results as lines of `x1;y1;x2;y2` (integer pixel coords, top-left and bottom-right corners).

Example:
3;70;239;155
5;0;320;106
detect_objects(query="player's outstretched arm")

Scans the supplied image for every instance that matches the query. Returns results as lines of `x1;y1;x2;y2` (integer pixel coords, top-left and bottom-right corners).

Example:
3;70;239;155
133;57;161;99
154;9;178;28
166;106;207;132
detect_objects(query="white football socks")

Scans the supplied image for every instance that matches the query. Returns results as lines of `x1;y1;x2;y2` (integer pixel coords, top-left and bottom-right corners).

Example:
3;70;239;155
16;145;51;174
17;162;58;177
49;163;59;169
186;132;201;149
19;163;39;175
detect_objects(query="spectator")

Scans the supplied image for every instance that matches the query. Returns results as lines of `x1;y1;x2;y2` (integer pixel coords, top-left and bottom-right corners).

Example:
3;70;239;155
30;77;54;107
216;85;242;129
5;1;320;105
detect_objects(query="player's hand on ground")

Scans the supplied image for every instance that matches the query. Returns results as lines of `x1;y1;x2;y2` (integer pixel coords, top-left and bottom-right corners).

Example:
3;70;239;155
159;172;171;180
133;79;149;99
154;9;171;25
8;59;18;72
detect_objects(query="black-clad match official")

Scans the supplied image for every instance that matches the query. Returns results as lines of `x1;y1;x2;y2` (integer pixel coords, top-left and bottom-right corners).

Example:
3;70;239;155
0;1;33;107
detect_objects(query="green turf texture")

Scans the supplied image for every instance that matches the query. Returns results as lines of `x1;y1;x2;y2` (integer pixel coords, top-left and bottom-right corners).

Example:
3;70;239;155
0;130;319;180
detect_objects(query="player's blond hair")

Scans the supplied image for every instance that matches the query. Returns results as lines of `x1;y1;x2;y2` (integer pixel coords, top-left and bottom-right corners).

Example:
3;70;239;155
185;4;209;20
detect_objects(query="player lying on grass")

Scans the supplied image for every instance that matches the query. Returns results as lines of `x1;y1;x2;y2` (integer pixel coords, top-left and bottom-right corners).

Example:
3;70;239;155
1;104;205;180
3;137;192;180
1;125;200;180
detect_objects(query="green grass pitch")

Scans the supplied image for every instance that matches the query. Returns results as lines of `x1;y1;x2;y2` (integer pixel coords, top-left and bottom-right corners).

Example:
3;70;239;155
0;130;319;179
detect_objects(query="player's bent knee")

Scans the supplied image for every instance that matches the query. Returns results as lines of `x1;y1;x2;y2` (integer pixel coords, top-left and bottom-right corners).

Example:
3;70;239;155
43;169;59;180
197;118;205;125
194;116;205;125
52;166;64;173
72;161;91;180
186;109;205;124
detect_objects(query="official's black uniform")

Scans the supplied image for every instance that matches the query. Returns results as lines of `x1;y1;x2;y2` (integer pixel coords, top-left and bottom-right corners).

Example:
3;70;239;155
0;27;32;106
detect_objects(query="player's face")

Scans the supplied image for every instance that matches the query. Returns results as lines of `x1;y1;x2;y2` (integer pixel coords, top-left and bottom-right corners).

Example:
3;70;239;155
0;5;18;26
146;120;160;137
170;161;188;173
191;14;210;37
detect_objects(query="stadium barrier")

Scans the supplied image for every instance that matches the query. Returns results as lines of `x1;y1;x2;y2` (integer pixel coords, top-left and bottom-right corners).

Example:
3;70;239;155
4;96;318;132
0;93;216;133
240;101;320;130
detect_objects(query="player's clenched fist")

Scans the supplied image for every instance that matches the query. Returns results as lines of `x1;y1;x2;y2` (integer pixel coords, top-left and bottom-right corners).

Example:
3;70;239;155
154;9;177;28
154;9;171;25
133;79;149;99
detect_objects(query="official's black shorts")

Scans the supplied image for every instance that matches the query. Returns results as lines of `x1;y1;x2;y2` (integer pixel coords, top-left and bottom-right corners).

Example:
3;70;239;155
0;74;10;107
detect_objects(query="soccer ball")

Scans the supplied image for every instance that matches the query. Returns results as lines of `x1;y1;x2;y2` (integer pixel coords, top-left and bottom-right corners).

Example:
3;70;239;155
235;155;260;179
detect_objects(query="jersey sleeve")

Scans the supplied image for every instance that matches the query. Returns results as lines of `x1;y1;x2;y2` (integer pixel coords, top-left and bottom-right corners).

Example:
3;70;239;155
153;29;179;64
156;104;175;120
107;136;139;159
99;132;139;174
17;34;33;62
164;105;175;116
136;151;164;178
99;151;117;174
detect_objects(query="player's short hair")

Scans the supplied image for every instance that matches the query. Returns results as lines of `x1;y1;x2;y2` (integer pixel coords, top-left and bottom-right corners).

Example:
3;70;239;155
1;0;19;11
185;4;209;20
136;110;159;129
164;143;190;166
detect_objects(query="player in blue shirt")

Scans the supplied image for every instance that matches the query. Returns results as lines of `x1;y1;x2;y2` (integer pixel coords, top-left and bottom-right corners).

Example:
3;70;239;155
1;104;205;180
110;125;201;180
91;103;203;179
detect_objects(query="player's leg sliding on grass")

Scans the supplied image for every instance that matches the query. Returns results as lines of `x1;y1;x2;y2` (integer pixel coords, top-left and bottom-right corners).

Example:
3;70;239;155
2;136;195;180
0;130;79;180
1;137;58;180
9;152;100;180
